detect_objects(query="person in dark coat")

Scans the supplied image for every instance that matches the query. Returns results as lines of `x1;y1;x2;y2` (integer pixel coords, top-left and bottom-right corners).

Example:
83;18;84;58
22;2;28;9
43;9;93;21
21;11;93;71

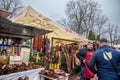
88;38;120;80
77;42;94;80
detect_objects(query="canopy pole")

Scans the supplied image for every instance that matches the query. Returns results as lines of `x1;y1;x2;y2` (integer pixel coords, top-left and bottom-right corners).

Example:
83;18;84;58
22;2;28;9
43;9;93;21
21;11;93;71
51;37;54;53
43;34;46;54
30;38;33;63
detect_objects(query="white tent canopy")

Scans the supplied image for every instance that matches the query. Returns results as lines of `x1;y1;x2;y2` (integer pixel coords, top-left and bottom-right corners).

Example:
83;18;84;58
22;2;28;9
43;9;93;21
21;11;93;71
11;6;87;42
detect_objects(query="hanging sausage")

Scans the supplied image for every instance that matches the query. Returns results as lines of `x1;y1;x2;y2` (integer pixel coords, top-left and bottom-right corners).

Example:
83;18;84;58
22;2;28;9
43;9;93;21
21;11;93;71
42;37;50;54
33;35;43;51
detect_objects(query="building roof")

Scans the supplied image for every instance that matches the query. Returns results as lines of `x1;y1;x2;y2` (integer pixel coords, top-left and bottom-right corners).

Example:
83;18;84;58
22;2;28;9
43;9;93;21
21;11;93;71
0;16;52;40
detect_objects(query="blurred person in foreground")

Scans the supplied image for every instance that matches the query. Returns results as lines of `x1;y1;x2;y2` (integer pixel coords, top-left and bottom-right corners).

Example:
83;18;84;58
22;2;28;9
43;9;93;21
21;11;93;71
77;42;95;80
88;38;120;80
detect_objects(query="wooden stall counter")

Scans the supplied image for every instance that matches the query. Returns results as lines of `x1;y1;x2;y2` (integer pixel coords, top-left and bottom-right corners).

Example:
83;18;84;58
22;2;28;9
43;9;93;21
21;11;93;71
40;73;69;80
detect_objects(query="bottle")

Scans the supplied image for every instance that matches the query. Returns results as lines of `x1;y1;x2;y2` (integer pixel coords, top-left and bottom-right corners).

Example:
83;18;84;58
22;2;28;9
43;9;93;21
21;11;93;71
54;63;57;69
57;63;59;69
51;64;54;70
49;64;51;70
12;46;15;55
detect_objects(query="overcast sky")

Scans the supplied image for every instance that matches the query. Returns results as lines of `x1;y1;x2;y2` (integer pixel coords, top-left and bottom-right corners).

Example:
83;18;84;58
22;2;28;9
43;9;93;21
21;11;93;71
22;0;120;26
95;0;120;25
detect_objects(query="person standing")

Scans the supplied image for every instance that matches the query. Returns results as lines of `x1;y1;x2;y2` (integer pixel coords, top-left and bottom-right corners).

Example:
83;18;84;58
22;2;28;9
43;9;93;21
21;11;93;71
88;38;120;80
77;42;95;80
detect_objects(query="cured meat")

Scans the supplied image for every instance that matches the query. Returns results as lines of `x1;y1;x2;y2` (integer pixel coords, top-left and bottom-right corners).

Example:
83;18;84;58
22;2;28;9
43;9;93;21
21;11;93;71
63;44;81;73
54;45;60;61
45;37;50;53
0;64;43;75
37;35;42;51
74;50;81;66
72;54;75;69
33;35;43;51
54;43;80;73
32;35;37;50
58;51;61;65
64;45;71;73
54;44;62;65
42;37;50;54
18;77;23;80
24;76;29;80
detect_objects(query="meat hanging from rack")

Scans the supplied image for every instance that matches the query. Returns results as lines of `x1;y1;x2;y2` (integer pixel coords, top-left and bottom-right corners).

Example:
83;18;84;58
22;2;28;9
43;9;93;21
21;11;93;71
45;37;50;53
42;37;50;54
54;45;61;64
33;35;38;50
33;35;43;51
37;35;40;51
37;35;42;51
64;45;80;73
53;44;80;73
64;45;72;73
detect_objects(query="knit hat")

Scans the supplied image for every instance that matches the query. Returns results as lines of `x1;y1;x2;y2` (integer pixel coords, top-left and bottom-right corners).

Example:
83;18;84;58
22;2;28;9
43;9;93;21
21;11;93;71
100;38;108;42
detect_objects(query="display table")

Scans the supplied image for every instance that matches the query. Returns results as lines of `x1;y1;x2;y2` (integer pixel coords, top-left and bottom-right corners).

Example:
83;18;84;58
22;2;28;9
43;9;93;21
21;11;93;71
40;73;70;80
0;68;45;80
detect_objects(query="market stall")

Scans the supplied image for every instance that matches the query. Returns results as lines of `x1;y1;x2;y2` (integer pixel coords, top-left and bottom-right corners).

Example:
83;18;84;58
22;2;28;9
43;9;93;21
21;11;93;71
0;14;52;80
11;6;85;42
10;6;88;79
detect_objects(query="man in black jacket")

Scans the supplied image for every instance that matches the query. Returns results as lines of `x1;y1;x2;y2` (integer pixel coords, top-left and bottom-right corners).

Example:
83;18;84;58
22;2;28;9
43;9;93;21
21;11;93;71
77;42;94;80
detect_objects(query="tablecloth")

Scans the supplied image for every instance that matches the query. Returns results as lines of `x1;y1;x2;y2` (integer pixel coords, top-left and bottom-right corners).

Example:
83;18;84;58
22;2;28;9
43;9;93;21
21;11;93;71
0;68;44;80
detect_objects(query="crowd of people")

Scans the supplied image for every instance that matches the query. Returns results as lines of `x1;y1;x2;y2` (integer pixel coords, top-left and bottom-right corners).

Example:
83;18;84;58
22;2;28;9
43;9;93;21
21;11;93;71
76;38;120;80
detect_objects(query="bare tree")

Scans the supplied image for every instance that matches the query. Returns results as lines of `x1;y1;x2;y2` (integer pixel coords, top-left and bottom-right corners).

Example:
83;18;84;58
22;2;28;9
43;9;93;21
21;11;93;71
65;0;103;38
114;35;120;45
94;14;108;37
0;0;24;18
112;25;120;45
65;0;87;34
82;1;100;37
56;18;70;28
108;24;114;46
107;24;120;46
